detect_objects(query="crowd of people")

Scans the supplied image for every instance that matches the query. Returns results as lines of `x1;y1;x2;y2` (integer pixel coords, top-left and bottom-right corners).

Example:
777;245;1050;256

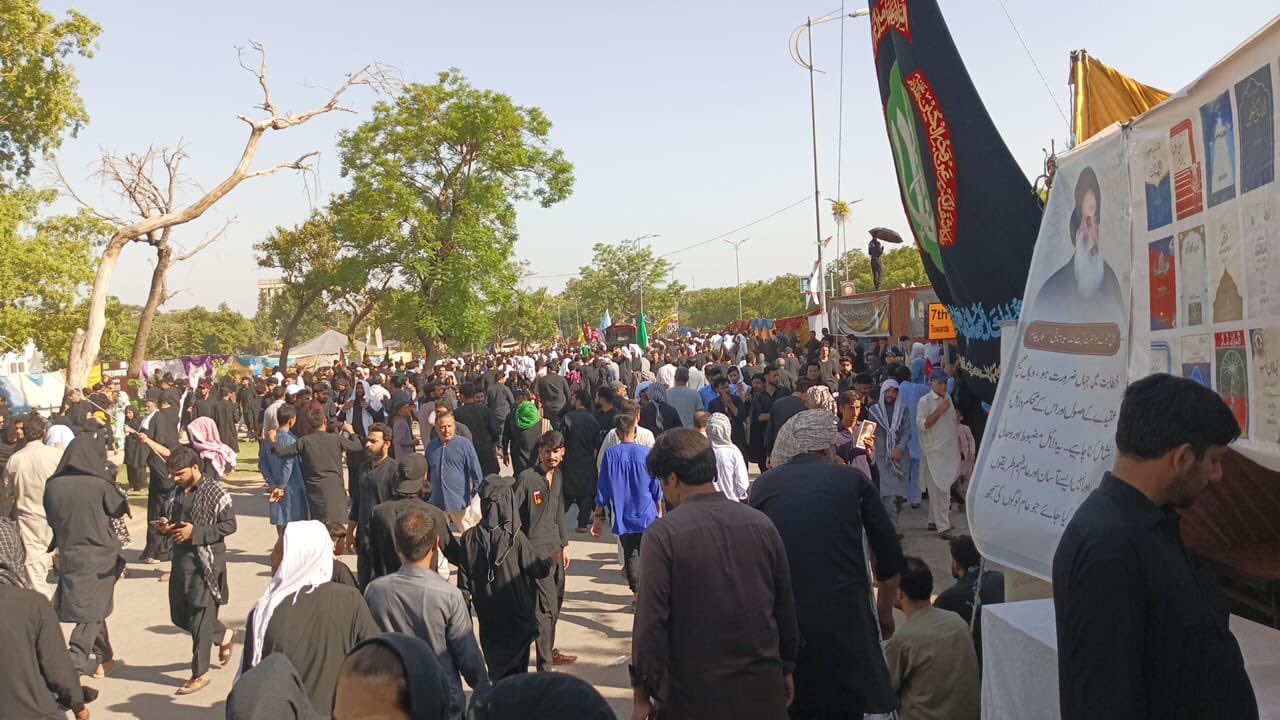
0;320;1258;719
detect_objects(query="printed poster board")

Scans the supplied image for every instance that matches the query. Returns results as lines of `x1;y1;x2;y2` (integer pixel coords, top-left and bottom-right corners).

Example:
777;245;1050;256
970;20;1280;579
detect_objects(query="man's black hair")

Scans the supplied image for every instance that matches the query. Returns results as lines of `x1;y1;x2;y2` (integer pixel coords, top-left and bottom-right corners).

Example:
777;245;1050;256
538;430;565;452
459;382;475;398
894;365;912;383
367;422;392;442
675;367;690;384
277;403;297;426
21;412;46;441
712;376;729;389
949;534;982;570
1115;373;1240;460
394;508;437;563
646;428;716;486
595;386;616;405
899;556;934;602
167;445;201;472
574;388;592;408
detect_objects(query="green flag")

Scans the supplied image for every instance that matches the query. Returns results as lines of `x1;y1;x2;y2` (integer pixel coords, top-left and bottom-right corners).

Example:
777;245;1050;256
636;313;649;350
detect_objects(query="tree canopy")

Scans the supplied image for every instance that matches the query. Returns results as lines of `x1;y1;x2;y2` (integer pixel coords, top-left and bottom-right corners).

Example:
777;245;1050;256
336;69;574;354
0;1;100;182
560;238;683;329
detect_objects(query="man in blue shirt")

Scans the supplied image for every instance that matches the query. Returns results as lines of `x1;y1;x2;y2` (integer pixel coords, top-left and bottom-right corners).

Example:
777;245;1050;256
426;407;483;535
590;412;663;601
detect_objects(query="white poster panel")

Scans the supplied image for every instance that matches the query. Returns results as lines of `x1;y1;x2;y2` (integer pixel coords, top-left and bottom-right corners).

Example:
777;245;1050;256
1129;21;1280;466
967;128;1131;579
970;19;1280;580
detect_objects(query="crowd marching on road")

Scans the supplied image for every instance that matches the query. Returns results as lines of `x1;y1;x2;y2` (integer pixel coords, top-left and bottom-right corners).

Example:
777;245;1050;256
0;325;1259;719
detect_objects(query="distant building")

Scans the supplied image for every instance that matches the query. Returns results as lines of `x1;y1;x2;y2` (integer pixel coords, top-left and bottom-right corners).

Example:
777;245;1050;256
0;339;45;377
258;278;287;310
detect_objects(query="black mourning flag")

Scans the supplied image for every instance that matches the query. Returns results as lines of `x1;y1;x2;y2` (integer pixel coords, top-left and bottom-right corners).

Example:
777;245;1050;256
869;0;1042;404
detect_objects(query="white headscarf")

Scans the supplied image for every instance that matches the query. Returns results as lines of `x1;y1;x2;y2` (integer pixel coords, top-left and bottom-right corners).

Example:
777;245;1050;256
44;425;76;448
870;379;907;442
706;413;735;448
247;520;334;668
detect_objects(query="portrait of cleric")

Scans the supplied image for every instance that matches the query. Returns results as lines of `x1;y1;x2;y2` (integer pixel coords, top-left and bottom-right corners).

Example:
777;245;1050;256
1028;166;1126;327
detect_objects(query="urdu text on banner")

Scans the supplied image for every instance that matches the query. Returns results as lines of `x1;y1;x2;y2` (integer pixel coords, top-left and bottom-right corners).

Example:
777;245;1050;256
968;18;1280;580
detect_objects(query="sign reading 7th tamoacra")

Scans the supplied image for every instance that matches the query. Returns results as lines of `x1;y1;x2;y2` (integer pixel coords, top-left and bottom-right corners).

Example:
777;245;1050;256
927;303;956;340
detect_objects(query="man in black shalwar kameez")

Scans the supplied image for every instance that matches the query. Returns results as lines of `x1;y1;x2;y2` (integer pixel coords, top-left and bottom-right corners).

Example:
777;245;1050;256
158;445;237;694
210;384;241;454
139;394;180;563
749;411;904;719
560;390;601;533
347;424;399;588
516;432;574;670
460;474;554;679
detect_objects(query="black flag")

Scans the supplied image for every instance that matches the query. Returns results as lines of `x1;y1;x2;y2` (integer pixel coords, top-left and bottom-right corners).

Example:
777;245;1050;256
870;0;1042;404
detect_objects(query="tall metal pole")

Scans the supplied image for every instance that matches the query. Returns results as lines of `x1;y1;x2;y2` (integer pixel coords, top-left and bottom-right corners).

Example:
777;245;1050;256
806;17;827;324
722;237;750;320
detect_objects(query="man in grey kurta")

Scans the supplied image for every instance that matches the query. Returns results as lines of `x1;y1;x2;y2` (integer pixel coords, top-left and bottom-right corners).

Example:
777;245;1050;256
43;435;130;676
364;508;489;720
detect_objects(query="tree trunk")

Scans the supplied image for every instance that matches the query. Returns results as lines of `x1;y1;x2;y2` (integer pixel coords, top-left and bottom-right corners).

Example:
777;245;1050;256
344;298;378;346
129;246;173;379
67;234;131;388
277;295;315;370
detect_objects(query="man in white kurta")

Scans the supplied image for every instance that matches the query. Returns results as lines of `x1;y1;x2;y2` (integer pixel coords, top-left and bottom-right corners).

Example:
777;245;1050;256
917;369;960;538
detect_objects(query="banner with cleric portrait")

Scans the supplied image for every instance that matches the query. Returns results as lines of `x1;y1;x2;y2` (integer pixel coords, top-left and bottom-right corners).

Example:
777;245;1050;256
969;18;1280;580
967;128;1131;579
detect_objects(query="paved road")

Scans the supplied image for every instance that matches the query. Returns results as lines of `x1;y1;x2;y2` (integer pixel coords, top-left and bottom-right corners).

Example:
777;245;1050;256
71;471;965;719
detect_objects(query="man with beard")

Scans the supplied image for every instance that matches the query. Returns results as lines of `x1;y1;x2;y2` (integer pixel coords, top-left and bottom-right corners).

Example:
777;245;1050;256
1029;166;1125;326
517;432;575;670
1054;375;1258;719
347;424;399;587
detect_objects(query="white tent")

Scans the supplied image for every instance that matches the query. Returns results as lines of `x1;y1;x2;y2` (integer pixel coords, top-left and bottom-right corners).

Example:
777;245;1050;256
290;329;351;359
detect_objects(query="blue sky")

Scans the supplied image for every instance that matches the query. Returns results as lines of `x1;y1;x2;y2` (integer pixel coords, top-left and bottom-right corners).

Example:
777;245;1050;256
42;1;1279;316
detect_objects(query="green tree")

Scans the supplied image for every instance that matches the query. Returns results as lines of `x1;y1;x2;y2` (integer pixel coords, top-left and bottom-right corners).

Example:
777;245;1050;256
0;188;106;363
492;287;558;348
561;238;683;328
147;304;265;358
682;274;807;329
824;245;928;294
0;1;100;182
255;211;364;366
336;69;574;356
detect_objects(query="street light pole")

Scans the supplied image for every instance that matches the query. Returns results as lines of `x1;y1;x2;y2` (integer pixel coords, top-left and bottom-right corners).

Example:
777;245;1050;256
722;237;750;320
790;8;870;327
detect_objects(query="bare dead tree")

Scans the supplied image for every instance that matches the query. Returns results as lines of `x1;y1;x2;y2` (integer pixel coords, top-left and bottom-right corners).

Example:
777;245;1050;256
55;42;381;387
131;215;236;378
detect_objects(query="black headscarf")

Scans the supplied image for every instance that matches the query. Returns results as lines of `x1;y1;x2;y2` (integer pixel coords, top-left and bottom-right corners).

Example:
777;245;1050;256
50;433;113;482
467;673;616;720
476;474;521;583
344;633;450;720
228;653;317;720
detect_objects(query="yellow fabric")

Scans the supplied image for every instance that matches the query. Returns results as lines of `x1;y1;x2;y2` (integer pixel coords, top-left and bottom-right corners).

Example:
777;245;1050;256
1072;51;1170;144
86;364;103;388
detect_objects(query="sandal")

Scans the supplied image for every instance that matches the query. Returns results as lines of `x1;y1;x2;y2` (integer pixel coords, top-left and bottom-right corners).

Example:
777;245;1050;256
176;674;210;695
218;629;234;667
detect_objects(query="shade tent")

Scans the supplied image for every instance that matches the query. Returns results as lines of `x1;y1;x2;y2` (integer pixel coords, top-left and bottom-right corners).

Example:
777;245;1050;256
289;329;352;357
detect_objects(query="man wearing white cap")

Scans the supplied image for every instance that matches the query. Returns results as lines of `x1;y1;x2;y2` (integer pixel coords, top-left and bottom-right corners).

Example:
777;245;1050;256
917;369;961;539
